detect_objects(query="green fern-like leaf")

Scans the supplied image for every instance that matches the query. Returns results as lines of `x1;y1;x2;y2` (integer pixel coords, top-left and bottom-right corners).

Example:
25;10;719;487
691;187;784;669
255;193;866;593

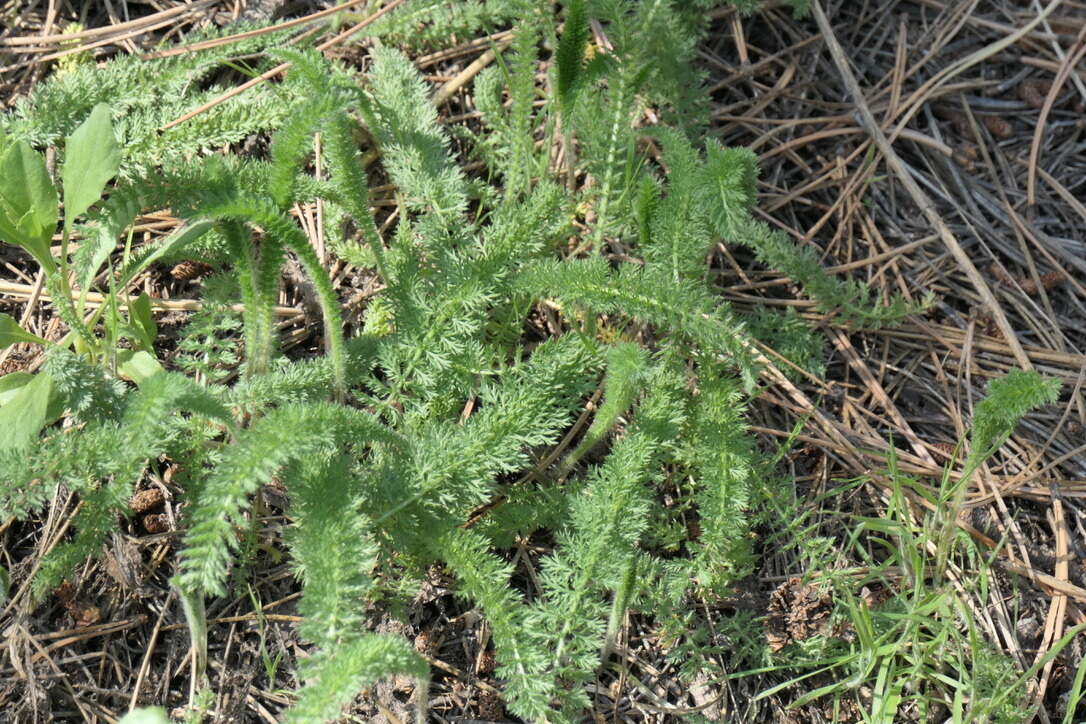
968;369;1060;468
556;0;591;111
196;195;346;397
730;216;923;328
524;365;687;719
177;403;401;596
438;527;554;719
516;258;758;387
363;0;522;50
684;372;756;593
560;342;650;472
497;0;545;197
267;97;333;210
287;636;428;724
4;24;299;179
323;113;389;280
289;453;378;648
362;47;468;220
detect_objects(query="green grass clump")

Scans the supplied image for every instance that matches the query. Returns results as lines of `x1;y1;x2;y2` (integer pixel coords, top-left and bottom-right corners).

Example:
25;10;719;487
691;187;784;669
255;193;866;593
759;369;1060;722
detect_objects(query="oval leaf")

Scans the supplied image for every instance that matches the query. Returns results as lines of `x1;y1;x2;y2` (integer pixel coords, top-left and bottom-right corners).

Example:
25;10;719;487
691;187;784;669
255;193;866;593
118;708;169;724
0;369;65;424
0;372;34;406
0;140;58;267
0;312;49;349
127;292;157;351
63;103;120;225
117;349;163;385
0;372;53;450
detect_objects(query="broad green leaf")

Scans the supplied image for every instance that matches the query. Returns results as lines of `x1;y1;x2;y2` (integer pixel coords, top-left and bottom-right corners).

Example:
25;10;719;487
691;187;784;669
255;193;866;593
0;140;58;268
118;708;169;724
127;293;157;351
0;141;58;235
0;370;64;428
62;103;120;226
0;211;37;265
117;349;162;385
0;312;49;349
0;371;53;450
0;371;34;406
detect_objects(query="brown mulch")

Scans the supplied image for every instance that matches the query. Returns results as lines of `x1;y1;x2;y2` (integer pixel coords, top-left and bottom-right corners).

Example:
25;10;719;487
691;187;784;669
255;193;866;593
1;0;1085;721
712;1;1086;721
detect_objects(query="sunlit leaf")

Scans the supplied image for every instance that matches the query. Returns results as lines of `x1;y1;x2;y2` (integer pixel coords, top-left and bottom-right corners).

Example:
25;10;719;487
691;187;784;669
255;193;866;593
0;313;49;349
0;140;57;268
62;103;120;226
0;372;53;450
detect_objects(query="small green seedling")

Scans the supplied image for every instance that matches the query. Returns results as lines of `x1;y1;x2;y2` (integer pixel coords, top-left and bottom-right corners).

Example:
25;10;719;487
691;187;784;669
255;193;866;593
0;104;182;442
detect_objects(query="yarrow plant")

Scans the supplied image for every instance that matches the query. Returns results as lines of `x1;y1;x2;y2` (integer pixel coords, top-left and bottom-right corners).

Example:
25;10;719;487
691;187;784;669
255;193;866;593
0;1;1010;722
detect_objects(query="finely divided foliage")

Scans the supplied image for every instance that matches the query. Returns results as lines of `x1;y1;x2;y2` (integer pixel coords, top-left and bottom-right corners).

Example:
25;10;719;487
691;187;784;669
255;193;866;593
0;0;1054;721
